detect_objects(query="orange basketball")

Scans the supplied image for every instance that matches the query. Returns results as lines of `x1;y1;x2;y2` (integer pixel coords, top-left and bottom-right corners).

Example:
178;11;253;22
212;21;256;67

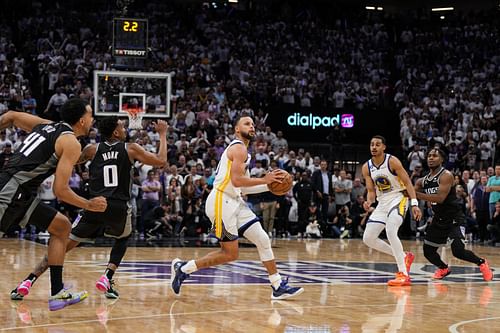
268;171;293;196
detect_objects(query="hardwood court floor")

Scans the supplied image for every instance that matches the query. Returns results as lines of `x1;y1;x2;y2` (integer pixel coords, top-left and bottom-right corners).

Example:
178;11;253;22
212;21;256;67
0;238;499;333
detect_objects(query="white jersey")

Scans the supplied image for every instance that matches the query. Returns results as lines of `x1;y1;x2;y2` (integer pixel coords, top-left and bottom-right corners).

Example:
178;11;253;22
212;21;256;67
213;139;251;199
367;154;406;203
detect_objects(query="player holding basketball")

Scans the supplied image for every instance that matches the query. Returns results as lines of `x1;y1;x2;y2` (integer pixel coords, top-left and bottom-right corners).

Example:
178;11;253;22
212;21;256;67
0;99;107;311
415;148;493;281
362;135;421;286
10;117;169;300
171;115;304;299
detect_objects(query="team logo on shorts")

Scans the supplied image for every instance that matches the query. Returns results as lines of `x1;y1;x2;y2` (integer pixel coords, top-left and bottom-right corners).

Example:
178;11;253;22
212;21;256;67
374;176;392;192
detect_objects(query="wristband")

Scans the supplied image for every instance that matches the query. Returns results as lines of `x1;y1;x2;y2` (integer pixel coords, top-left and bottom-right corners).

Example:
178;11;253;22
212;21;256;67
410;199;418;207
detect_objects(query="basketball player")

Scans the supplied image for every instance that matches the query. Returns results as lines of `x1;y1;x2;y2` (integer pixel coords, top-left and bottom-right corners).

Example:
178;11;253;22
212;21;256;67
0;99;107;311
415;148;493;281
10;117;169;300
171;115;304;299
362;135;421;286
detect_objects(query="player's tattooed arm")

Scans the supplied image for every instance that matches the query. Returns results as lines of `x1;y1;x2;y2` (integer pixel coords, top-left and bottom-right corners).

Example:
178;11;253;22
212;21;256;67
76;144;97;164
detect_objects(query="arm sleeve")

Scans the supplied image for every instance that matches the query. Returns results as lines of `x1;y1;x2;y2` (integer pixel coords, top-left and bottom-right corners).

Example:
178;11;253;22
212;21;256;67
241;184;270;195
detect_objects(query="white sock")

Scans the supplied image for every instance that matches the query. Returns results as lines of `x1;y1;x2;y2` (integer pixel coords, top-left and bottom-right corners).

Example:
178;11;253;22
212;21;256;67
181;260;198;274
269;273;282;289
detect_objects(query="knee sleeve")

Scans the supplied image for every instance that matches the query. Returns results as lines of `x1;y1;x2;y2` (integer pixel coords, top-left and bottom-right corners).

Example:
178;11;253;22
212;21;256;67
109;236;130;267
242;222;274;262
423;243;438;260
363;222;385;246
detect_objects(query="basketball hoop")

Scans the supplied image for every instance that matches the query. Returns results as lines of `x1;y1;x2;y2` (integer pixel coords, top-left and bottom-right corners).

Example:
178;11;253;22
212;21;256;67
124;107;144;129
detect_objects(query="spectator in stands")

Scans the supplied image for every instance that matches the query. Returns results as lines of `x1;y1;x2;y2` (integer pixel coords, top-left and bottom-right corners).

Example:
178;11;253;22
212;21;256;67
486;165;500;219
0;142;13;168
486;201;500;245
141;170;161;236
311;160;332;224
471;176;491;243
333;170;352;213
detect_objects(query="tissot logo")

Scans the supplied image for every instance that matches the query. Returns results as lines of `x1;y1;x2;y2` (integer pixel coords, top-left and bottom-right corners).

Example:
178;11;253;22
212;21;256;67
287;113;355;129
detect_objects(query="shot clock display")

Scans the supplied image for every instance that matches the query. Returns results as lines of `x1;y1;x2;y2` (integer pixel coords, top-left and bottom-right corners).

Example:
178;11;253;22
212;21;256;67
113;18;148;58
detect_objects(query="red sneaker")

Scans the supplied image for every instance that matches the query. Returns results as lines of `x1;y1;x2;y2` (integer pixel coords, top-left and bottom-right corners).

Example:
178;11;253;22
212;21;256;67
388;272;411;286
405;252;415;275
479;260;493;281
432;267;451;280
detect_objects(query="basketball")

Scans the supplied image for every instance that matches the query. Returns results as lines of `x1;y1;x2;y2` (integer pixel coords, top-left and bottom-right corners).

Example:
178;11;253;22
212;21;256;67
268;171;293;196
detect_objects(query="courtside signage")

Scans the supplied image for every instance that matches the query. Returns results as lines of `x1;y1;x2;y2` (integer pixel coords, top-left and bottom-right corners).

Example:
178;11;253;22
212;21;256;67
287;113;355;129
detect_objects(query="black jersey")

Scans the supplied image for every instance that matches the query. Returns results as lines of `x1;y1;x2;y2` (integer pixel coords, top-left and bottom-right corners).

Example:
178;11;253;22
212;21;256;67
89;141;132;201
422;167;461;218
2;122;74;191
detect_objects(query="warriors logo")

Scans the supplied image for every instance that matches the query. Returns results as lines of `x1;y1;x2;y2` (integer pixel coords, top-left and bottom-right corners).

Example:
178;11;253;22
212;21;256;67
374;176;392;192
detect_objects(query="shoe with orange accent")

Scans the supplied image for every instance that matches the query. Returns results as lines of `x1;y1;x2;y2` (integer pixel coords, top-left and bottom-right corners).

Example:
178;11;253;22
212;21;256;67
479;260;493;281
387;272;411;286
405;252;415;275
432;267;451;280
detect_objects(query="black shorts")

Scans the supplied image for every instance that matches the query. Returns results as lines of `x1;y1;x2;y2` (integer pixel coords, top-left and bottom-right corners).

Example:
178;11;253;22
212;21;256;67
424;214;465;247
70;200;131;243
0;178;57;235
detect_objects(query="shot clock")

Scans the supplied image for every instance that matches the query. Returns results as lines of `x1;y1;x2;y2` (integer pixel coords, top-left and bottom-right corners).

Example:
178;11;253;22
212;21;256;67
113;18;148;58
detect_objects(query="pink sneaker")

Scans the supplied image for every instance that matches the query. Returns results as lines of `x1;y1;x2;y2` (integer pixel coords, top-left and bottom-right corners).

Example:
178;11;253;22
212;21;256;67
17;280;32;297
96;275;110;293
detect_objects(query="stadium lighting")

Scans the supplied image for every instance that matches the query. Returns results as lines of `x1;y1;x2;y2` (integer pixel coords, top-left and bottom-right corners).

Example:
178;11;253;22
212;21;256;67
377;7;383;11
228;0;238;3
440;16;445;19
365;6;376;10
431;7;454;11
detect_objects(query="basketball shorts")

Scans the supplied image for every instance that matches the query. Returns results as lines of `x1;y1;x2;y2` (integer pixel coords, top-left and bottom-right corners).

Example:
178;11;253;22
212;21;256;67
70;199;131;243
205;190;260;242
368;194;408;225
424;214;466;247
0;177;57;236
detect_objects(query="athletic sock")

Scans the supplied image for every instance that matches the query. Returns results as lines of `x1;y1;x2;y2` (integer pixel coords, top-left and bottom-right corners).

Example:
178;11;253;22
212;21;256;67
49;266;64;296
181;260;198;274
105;268;115;280
25;273;38;284
269;273;282;290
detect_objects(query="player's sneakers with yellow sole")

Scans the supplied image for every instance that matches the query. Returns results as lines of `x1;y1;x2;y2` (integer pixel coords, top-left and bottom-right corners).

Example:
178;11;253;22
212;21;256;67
405;252;415;275
171;258;189;295
49;288;88;311
479;260;493;281
271;278;304;300
387;272;411;286
432;267;451;280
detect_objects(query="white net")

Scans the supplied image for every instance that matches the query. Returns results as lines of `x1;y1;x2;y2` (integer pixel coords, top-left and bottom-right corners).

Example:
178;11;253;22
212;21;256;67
126;110;144;129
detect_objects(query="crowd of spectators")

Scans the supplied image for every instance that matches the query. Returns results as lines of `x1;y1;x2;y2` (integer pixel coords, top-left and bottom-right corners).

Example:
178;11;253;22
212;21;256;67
0;2;499;242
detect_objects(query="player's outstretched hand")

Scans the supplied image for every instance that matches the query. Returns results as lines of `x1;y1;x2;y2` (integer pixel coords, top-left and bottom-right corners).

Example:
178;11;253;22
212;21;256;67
263;169;285;184
153;120;168;135
87;196;108;212
411;206;422;221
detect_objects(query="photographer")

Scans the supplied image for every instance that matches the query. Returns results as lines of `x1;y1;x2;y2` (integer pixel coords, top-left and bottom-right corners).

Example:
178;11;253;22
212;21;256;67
331;206;353;239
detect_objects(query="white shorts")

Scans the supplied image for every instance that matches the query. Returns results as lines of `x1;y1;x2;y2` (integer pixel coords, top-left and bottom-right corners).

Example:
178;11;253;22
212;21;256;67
205;190;259;241
368;194;408;225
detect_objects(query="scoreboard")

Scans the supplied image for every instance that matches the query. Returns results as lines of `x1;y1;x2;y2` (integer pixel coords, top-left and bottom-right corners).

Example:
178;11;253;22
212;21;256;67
113;18;148;58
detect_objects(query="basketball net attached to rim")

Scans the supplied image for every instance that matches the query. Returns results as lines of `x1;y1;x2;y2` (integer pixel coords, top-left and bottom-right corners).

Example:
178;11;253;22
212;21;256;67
124;106;144;129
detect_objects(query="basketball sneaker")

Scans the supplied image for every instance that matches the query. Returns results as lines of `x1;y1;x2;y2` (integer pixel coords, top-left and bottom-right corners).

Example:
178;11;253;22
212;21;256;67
171;258;189;295
479;260;493;281
432;267;451;280
105;280;119;299
10;280;32;300
405;252;415;275
271;277;304;300
96;275;110;293
49;288;88;311
387;272;411;286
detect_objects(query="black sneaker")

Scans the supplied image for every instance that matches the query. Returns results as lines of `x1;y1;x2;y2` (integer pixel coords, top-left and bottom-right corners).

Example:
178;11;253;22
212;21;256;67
170;258;189;295
105;280;119;299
